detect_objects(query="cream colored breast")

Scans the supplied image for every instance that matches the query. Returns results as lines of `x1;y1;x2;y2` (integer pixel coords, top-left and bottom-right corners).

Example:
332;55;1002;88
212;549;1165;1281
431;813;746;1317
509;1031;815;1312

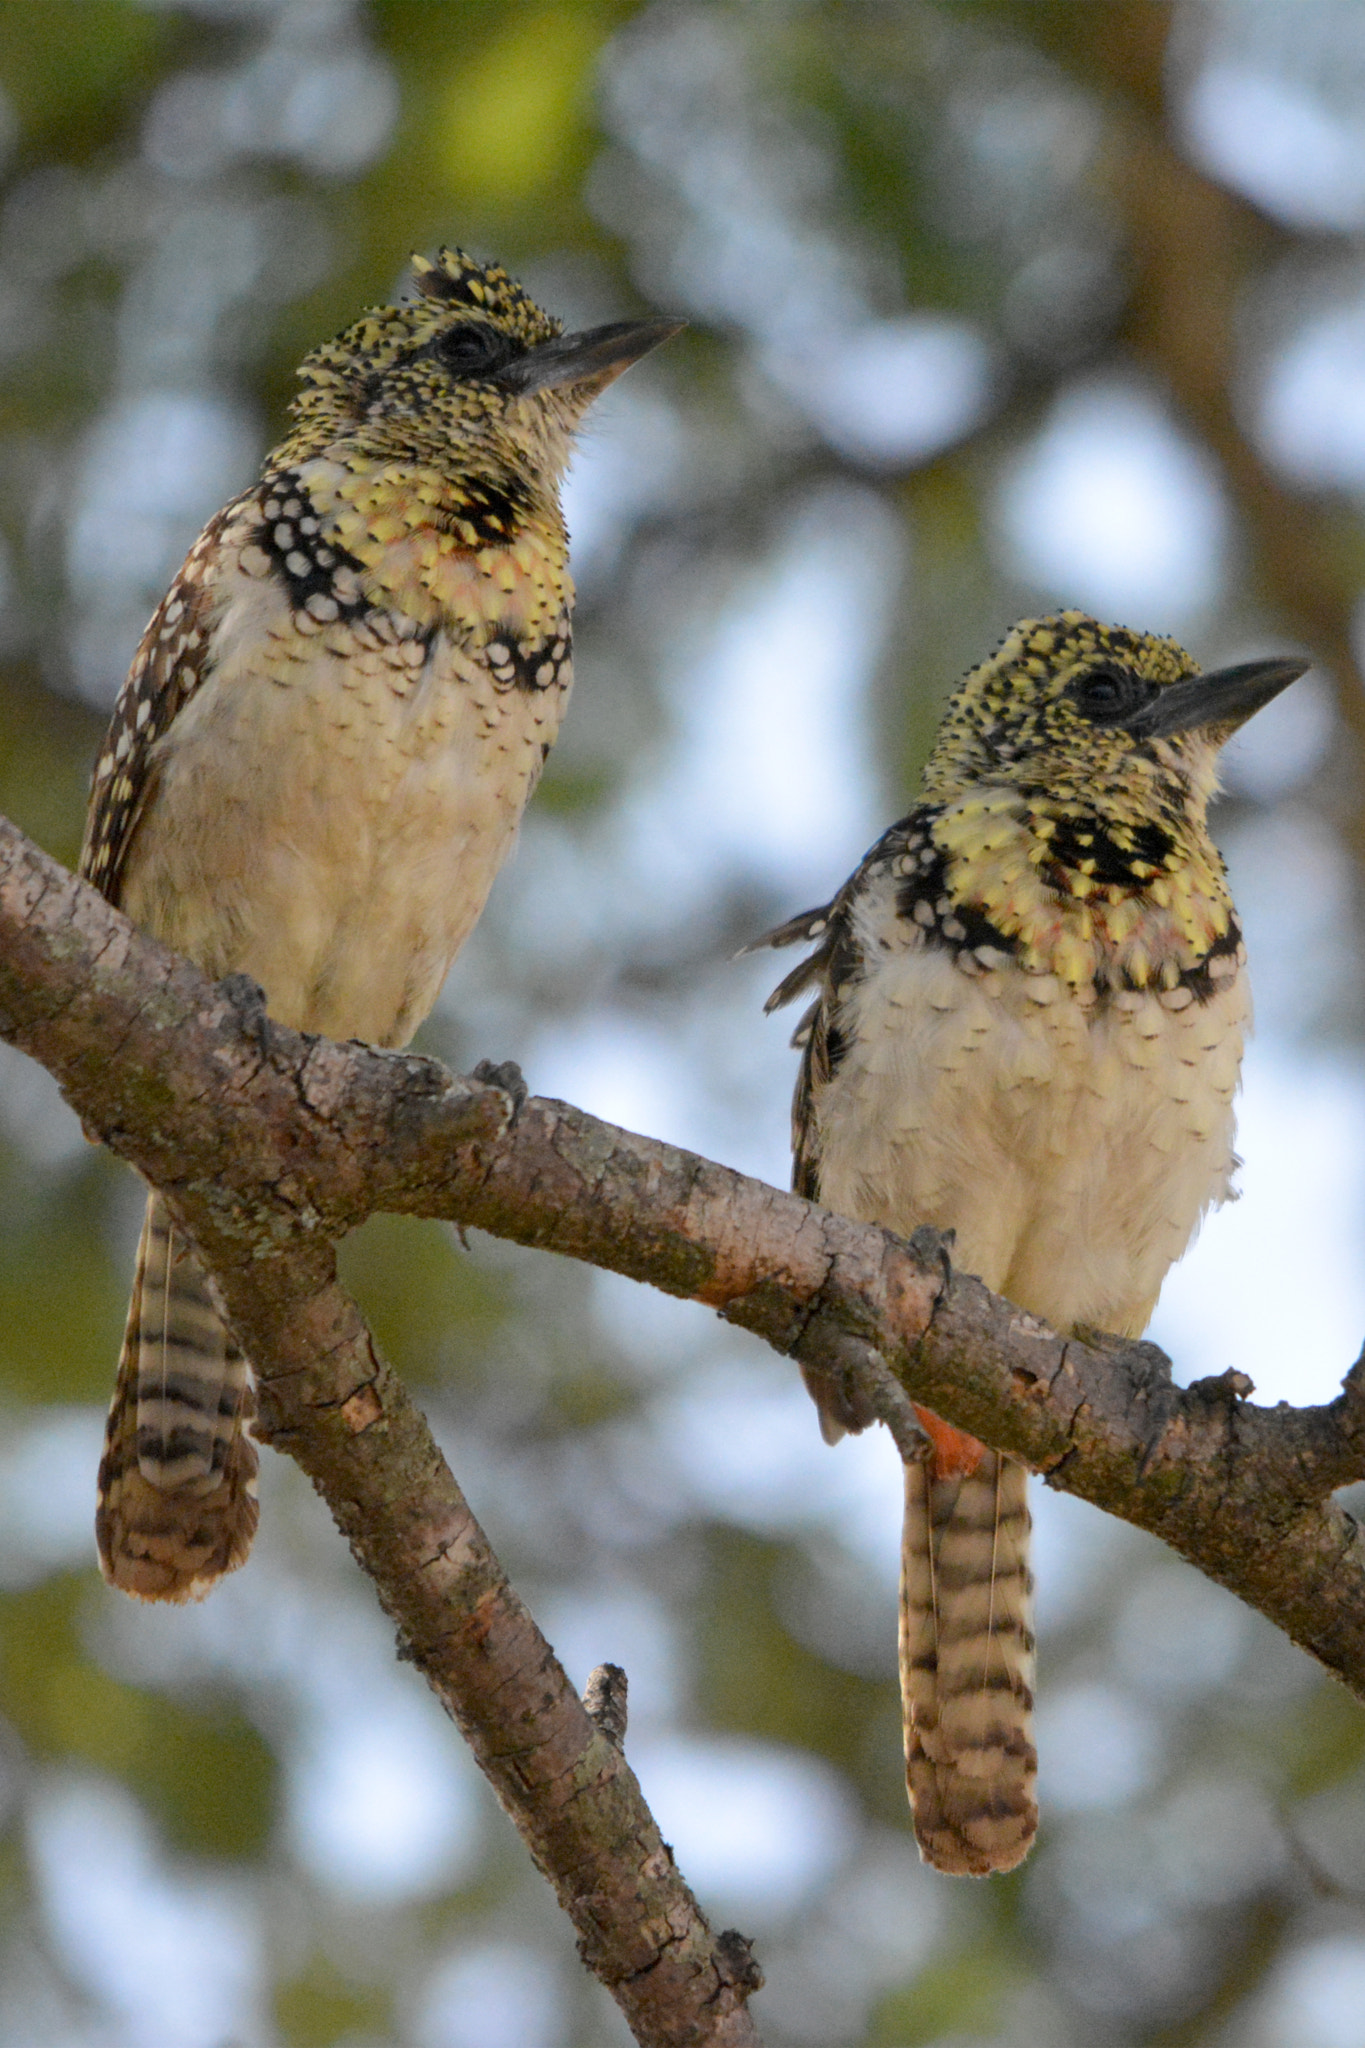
812;932;1248;1339
120;564;571;1047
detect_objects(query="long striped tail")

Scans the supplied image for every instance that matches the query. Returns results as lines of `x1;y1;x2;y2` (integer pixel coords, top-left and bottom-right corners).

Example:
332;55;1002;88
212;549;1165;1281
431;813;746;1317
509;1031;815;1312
899;1415;1036;1875
95;1191;259;1602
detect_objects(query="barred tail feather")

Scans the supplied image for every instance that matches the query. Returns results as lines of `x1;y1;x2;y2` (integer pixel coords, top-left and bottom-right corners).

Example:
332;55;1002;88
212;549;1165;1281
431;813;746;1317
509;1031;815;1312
95;1192;259;1602
899;1446;1036;1876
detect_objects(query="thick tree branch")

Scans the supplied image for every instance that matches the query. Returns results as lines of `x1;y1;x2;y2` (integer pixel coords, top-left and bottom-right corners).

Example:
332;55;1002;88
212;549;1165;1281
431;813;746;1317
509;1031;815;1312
211;1248;765;2048
4;814;1365;1980
0;816;763;2048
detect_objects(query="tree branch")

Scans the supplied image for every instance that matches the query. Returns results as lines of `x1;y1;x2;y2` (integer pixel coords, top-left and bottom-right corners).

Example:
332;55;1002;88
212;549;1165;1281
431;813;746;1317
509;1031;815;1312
4;810;1365;2022
0;816;764;2048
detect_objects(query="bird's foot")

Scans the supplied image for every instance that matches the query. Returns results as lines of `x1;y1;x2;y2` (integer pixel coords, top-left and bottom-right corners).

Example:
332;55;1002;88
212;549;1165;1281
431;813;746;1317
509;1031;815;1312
472;1057;528;1117
219;973;273;1059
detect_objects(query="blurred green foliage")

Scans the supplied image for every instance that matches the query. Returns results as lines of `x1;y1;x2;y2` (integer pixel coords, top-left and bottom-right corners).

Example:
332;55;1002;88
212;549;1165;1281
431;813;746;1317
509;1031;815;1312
274;1954;393;2048
0;1157;122;1401
0;1;169;151
0;1576;274;1856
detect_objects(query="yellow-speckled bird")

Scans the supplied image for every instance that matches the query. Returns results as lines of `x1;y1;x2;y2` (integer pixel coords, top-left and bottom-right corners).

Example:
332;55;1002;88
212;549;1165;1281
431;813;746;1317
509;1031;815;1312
757;612;1305;1875
81;247;679;1603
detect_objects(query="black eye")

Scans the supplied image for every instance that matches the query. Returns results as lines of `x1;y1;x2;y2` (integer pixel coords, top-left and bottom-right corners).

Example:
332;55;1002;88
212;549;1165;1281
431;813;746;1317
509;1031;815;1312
1070;663;1157;726
431;322;512;377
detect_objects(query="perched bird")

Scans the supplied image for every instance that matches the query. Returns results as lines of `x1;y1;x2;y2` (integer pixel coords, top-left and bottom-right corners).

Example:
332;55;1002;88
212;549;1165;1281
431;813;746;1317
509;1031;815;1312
81;247;679;1603
758;613;1306;1876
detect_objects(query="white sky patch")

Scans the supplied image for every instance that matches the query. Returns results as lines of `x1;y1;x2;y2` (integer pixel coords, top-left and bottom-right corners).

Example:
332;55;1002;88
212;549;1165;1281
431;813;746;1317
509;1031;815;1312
1148;1777;1282;1909
1113;1566;1251;1703
592;1264;728;1380
648;1353;903;1584
0;1039;87;1169
1224;808;1354;1042
631;1735;855;1923
1150;1048;1365;1406
0;1407;105;1588
525;1007;687;1150
29;1774;263;2048
1035;1681;1162;1814
561;382;686;580
819;1832;947;1985
1256;293;1365;492
68;390;256;605
1261;1935;1365;2048
287;1688;482;1903
413;1943;567;2048
1181;61;1365;234
625;485;895;910
285;1661;483;1903
764;314;994;466
522;982;799;1193
1031;1486;1136;1637
994;379;1227;625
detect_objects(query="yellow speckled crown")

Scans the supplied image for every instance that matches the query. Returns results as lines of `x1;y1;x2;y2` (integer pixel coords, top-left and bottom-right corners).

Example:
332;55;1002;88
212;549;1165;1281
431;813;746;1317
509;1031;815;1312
410;247;562;345
920;611;1235;991
921;611;1200;805
289;247;561;423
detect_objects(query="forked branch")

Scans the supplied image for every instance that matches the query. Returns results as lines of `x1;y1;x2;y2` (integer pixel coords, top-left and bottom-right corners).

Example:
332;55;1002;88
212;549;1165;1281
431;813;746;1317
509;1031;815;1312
3;812;1365;2038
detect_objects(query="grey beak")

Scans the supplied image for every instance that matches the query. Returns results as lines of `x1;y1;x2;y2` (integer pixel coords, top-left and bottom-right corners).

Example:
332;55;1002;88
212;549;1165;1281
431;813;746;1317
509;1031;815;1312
1130;654;1310;739
500;317;684;398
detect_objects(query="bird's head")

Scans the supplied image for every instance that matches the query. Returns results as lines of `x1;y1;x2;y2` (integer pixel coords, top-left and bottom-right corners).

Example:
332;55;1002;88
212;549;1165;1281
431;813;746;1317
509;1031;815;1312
283;246;681;498
922;612;1307;823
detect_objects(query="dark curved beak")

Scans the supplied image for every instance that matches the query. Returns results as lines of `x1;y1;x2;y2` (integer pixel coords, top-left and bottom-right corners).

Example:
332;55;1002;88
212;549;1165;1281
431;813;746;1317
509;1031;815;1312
500;317;685;399
1130;654;1310;739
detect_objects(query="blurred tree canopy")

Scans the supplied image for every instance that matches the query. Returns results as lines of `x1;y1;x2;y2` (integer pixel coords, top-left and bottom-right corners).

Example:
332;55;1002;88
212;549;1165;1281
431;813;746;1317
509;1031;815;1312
3;3;1365;2045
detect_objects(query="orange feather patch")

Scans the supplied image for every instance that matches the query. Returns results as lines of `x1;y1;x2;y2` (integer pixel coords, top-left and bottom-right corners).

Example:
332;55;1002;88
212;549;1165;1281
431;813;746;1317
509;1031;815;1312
912;1406;987;1480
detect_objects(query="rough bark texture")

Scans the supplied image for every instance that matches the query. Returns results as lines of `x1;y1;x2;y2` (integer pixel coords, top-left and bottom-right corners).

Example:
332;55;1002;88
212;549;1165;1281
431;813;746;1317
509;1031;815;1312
5;813;1365;2021
0;817;762;2048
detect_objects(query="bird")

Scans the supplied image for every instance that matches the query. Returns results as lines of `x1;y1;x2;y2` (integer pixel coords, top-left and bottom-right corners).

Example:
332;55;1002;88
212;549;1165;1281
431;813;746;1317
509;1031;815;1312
756;612;1306;1876
80;246;680;1604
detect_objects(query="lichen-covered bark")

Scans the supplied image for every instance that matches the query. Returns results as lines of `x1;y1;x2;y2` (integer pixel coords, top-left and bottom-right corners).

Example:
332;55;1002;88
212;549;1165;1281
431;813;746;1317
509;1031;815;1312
4;812;1365;2029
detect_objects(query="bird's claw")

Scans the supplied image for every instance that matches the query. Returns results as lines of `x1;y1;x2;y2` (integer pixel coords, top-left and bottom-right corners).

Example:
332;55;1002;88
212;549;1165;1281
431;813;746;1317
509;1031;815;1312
219;972;273;1059
472;1057;528;1118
